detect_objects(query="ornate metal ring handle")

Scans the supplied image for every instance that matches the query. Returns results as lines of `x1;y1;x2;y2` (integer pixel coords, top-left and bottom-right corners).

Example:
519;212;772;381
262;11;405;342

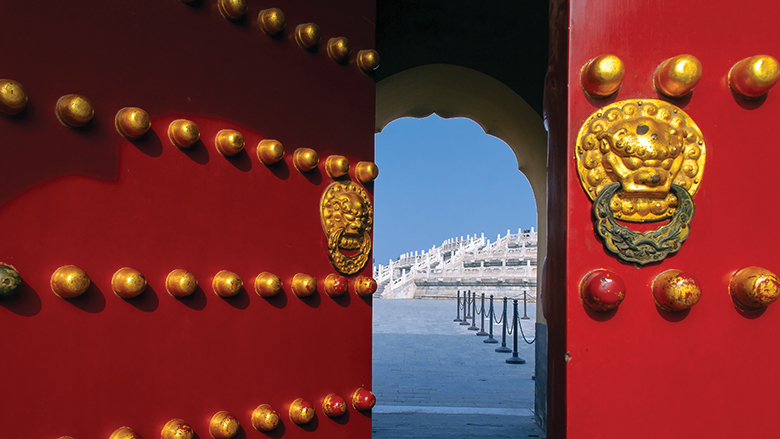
594;182;694;266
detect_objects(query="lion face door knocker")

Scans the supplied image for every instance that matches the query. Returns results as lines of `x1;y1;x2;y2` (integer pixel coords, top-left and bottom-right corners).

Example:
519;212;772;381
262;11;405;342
321;181;373;275
576;99;706;265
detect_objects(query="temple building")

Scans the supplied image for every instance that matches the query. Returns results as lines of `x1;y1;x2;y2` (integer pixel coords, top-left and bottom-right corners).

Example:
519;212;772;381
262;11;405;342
374;228;537;300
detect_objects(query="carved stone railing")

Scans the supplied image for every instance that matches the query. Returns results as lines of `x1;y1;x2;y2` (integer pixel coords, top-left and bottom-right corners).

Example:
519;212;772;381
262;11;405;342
373;228;537;299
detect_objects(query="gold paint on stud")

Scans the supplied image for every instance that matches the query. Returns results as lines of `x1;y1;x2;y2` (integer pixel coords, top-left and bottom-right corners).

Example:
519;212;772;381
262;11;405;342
254;272;282;297
256;139;285;164
56;437;75;439
0;79;28;115
251;404;280;432
580;54;625;98
218;0;247;20
209;411;239;439
730;266;780;309
166;269;198;298
51;265;90;299
291;273;317;297
289;398;315;424
654;54;702;98
323;273;348;297
112;267;147;299
293;147;319;172
212;270;242;297
258;8;286;35
357;49;380;72
354;275;378;297
321;181;373;275
652;269;702;311
56;94;94;127
162;419;194;439
108;426;143;439
295;23;321;49
325;155;350;178
355;161;379;183
327;37;351;63
351;388;377;411
729;55;780;99
115;107;151;139
168;119;200;148
215;129;245;156
322;393;348;417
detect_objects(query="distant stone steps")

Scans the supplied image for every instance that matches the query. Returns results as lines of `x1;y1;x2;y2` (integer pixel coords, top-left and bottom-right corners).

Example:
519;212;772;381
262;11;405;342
374;228;537;300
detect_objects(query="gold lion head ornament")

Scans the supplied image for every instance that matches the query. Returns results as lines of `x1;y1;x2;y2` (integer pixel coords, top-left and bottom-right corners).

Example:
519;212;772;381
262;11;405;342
321;181;373;275
576;99;706;265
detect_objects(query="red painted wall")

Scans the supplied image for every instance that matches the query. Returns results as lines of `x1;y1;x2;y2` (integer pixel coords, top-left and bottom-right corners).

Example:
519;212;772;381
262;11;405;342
558;0;780;437
0;1;376;438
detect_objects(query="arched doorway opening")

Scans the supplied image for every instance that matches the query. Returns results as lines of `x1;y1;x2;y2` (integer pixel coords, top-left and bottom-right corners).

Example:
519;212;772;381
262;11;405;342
375;63;549;427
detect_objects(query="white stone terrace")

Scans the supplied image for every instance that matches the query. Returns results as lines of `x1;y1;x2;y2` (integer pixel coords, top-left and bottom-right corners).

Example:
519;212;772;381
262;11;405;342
373;228;537;300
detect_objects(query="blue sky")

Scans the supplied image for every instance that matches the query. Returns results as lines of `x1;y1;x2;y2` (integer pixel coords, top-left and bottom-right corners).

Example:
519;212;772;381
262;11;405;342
372;115;538;266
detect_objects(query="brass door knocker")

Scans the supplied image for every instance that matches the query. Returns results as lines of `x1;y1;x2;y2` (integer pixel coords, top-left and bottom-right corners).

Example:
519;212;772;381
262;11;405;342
576;99;705;265
321;181;374;275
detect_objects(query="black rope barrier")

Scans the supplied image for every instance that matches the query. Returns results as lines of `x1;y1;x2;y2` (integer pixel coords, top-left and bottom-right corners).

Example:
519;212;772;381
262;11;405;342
518;317;537;345
459;289;471;326
476;293;489;336
452;293;533;362
506;299;526;364
521;290;530;320
483;295;498;344
453;291;462;322
493;297;504;325
467;292;479;331
495;297;512;353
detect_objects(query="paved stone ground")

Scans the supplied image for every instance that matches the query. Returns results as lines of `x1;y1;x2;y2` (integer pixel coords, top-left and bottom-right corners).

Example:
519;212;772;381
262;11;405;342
372;298;545;438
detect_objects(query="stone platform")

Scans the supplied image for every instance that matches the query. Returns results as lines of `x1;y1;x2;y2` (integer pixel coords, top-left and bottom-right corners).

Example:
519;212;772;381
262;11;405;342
372;299;544;438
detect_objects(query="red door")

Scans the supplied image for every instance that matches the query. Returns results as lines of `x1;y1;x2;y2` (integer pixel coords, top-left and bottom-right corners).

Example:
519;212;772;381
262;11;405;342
546;0;780;437
0;1;378;438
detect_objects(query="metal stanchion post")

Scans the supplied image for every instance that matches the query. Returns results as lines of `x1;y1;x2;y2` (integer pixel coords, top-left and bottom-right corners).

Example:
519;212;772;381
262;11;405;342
454;290;462;322
521;290;530;320
495;297;511;353
459;290;471;326
476;293;489;336
467;291;479;330
484;295;498;344
506;299;526;364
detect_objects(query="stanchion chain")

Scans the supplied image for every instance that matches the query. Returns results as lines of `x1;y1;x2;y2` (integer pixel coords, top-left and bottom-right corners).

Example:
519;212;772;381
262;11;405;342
518;319;536;344
493;303;504;324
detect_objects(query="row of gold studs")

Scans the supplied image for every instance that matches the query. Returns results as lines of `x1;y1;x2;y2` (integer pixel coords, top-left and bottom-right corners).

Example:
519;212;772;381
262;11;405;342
185;0;380;73
581;54;780;99
0;89;380;182
580;266;779;313
0;263;377;300
54;387;376;439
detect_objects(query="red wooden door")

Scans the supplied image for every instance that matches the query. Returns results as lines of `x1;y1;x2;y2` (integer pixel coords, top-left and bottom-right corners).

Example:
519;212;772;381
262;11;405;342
0;1;377;438
547;0;780;437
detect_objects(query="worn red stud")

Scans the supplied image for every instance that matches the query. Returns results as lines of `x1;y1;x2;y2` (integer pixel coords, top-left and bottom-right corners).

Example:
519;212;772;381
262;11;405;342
354;275;377;297
730;266;780;309
323;273;348;297
351;388;376;411
652;269;701;312
289;398;315;424
322;393;347;417
579;269;626;311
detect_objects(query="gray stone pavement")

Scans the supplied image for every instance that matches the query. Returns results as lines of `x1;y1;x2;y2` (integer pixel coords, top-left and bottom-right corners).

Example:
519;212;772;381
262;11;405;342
372;298;545;439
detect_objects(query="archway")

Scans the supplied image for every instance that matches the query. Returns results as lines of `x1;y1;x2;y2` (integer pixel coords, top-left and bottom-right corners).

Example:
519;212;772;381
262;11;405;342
375;63;549;426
